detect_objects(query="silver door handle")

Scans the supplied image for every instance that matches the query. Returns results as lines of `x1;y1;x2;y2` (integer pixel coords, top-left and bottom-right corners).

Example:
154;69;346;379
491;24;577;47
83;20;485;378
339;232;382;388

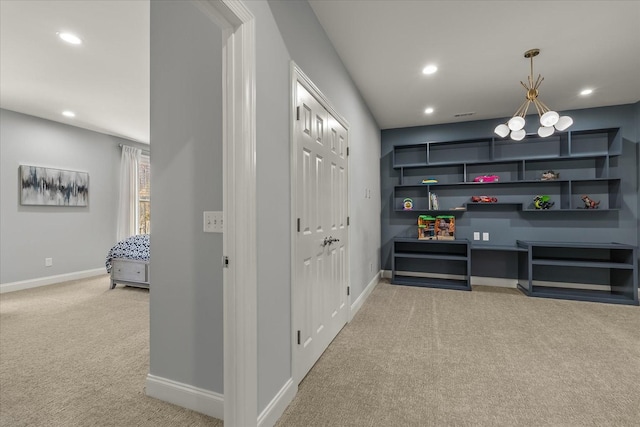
323;236;340;246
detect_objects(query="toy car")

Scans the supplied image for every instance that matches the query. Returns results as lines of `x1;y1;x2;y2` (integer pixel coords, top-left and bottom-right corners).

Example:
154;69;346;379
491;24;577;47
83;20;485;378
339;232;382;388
474;175;499;183
471;195;498;203
533;195;554;209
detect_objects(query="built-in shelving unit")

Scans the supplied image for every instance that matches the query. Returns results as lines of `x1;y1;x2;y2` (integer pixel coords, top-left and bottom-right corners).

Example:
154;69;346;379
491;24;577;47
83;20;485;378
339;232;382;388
393;128;621;213
517;241;638;305
392;238;471;291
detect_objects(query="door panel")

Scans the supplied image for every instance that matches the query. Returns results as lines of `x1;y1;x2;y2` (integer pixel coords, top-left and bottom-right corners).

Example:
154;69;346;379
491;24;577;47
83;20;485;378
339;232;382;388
294;81;349;382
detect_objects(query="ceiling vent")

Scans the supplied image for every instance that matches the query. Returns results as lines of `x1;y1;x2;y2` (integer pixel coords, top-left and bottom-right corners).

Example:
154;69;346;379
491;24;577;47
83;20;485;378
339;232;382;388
454;112;475;117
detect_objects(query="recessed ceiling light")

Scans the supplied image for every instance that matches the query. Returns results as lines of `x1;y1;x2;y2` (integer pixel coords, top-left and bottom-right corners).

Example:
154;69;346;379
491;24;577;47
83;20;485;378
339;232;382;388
62;111;76;118
580;88;593;96
422;65;438;75
424;107;434;114
58;32;82;45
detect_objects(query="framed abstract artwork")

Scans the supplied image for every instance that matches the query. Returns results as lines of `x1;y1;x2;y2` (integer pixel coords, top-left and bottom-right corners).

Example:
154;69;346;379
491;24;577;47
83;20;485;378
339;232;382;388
20;165;89;206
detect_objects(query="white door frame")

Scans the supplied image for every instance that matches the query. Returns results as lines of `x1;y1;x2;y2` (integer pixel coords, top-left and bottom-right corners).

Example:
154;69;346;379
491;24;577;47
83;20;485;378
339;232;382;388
290;62;350;385
194;1;256;426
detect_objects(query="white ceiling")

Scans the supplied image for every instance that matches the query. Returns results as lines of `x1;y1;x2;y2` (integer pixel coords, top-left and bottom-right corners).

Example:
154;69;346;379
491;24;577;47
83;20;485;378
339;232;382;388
1;1;638;144
0;0;149;143
309;0;640;129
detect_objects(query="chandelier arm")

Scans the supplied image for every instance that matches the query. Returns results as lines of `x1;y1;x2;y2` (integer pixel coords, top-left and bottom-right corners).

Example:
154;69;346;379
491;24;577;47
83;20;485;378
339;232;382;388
532;99;545;117
520;81;529;91
533;75;544;91
513;99;530;117
535;98;552;114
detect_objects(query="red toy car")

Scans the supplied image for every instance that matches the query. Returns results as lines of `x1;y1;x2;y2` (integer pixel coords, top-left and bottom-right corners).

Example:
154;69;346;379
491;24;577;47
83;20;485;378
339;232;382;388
471;195;498;203
474;175;499;183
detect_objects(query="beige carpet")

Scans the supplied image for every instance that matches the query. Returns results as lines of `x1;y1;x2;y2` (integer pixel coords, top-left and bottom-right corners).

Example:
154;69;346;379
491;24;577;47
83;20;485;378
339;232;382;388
0;275;222;427
3;276;640;426
277;280;640;426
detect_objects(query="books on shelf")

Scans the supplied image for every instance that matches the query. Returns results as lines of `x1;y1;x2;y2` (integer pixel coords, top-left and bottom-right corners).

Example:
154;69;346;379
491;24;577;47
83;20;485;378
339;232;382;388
428;192;439;210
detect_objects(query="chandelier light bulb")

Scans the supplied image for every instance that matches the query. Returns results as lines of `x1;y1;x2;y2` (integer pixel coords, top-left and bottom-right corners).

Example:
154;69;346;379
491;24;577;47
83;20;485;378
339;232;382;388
538;126;554;137
510;129;526;141
540;111;559;127
555;116;573;131
494;124;510;138
508;116;525;131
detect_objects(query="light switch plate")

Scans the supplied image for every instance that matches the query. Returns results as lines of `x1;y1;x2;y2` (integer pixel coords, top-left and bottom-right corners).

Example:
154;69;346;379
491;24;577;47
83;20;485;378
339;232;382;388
473;232;480;241
204;211;223;233
482;232;489;241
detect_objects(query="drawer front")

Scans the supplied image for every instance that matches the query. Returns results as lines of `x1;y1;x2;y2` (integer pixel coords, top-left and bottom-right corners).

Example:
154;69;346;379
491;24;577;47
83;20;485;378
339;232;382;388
113;261;147;282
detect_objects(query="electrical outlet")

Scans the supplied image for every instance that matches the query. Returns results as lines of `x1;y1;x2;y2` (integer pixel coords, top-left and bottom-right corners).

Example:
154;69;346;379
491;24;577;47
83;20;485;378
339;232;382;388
203;211;224;233
45;257;53;267
473;232;480;241
482;232;489;241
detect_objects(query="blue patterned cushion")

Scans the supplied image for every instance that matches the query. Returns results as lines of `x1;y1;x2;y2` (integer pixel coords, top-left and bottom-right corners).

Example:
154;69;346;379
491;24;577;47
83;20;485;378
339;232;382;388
105;234;150;272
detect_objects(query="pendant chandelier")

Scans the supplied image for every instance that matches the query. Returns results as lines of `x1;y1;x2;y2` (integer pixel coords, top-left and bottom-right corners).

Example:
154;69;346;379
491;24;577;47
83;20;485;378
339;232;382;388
494;49;573;140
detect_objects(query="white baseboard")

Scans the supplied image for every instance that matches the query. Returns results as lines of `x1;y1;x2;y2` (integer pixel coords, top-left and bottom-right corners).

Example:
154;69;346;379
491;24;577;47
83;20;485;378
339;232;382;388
258;378;296;427
0;268;105;294
382;270;391;279
350;270;381;320
145;374;224;420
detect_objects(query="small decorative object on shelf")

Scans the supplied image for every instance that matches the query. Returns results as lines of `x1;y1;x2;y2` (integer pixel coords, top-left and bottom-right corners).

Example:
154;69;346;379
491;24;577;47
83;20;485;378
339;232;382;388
541;170;560;180
435;215;455;240
422;178;438;184
581;195;600;209
471;195;498;203
473;174;499;183
417;215;436;240
429;192;439;210
533;195;554;209
403;198;414;210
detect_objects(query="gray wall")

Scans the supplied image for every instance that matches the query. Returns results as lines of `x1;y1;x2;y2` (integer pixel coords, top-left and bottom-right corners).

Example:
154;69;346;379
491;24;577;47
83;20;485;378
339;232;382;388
0;108;141;284
254;0;381;412
149;1;224;393
381;103;640;273
149;0;381;413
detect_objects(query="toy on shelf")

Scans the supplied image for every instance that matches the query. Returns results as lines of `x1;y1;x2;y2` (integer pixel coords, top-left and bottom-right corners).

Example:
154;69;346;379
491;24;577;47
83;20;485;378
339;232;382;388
417;215;436;240
435;215;455;240
421;178;438;184
403;198;414;210
541;170;560;180
533;195;554;209
471;195;498;203
473;174;499;183
581;195;600;209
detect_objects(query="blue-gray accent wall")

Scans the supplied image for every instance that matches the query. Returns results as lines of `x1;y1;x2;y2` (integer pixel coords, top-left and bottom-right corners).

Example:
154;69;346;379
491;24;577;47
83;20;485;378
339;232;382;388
381;103;639;275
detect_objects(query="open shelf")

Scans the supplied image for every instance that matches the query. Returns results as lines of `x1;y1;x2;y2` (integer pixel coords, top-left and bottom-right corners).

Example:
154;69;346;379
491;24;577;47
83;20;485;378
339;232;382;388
393;275;471;291
517;240;638;305
392;238;471;291
392;128;622;214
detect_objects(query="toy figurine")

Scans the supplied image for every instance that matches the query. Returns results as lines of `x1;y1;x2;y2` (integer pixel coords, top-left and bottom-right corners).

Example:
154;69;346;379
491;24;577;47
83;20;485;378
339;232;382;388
581;195;600;209
403;198;414;210
541;170;560;180
533;195;554;209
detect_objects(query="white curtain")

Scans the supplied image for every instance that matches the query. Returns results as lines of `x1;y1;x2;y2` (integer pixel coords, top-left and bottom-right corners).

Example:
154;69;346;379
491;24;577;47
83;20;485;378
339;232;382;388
116;146;142;241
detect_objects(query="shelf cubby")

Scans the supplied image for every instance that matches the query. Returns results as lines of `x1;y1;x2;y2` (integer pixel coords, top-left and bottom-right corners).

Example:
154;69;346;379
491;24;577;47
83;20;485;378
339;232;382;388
392;238;471;291
517;240;638;305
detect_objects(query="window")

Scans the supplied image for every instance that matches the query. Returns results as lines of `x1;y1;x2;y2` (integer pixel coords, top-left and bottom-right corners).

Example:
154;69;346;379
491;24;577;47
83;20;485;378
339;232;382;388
138;154;150;234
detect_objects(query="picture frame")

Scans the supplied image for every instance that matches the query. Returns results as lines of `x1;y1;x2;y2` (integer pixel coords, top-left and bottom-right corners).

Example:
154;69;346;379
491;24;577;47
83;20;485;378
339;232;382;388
19;165;89;206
